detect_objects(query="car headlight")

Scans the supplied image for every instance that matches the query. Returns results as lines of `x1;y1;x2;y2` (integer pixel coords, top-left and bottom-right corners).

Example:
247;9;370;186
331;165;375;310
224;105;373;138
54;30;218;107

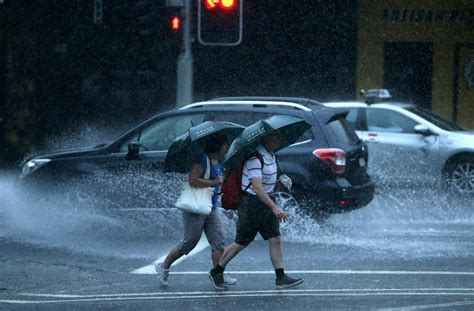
20;159;51;178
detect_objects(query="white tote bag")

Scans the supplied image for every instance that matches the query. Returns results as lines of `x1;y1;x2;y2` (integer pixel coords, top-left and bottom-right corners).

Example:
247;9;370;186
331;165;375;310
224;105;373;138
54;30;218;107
175;156;213;216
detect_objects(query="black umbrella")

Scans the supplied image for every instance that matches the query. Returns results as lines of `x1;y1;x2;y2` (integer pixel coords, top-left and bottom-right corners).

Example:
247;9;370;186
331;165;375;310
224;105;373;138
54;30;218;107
223;115;312;169
165;121;244;173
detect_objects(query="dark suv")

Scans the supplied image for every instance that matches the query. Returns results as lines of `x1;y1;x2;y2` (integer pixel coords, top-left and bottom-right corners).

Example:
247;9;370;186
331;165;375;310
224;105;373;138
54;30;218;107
19;100;374;218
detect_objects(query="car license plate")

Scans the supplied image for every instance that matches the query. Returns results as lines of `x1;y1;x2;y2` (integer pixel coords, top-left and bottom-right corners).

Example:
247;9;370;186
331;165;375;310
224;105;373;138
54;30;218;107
359;157;366;167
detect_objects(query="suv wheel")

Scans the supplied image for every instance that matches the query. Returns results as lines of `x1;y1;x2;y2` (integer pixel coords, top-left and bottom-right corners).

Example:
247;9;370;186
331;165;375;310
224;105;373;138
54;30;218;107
445;156;474;194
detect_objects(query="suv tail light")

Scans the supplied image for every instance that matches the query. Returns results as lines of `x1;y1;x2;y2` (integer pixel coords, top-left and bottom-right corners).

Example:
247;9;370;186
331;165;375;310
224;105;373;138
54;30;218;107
313;148;346;174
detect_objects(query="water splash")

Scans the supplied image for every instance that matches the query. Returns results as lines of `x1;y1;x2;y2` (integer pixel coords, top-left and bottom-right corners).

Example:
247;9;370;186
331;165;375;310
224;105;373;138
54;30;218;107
2;168;473;260
0;171;185;259
280;185;474;259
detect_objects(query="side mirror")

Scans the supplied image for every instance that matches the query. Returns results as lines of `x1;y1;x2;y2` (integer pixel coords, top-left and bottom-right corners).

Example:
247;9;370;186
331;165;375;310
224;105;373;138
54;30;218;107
414;124;434;136
126;142;141;160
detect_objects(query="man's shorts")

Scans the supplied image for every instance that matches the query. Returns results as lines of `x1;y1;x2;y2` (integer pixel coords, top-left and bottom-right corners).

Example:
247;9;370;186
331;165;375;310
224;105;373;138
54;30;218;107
235;193;280;246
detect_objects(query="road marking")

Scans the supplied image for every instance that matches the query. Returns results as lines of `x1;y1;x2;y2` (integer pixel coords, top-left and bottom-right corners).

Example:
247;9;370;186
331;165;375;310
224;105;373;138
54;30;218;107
19;288;474;298
132;268;474;276
3;289;474;305
131;235;210;274
378;300;474;310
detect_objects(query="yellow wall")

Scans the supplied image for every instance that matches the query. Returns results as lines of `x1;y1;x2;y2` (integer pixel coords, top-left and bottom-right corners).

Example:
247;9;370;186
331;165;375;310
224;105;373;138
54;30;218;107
457;45;474;128
357;0;474;128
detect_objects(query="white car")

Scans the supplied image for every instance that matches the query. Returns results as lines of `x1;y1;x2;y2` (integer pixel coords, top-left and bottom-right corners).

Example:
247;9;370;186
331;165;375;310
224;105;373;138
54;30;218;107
323;100;474;194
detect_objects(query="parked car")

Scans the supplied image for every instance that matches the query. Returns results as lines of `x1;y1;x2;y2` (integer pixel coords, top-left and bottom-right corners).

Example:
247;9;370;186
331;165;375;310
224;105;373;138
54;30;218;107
19;100;375;219
324;93;474;194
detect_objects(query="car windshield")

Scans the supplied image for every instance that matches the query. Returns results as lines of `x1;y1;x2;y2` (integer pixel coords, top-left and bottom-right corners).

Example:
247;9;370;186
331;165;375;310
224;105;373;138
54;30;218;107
406;107;466;131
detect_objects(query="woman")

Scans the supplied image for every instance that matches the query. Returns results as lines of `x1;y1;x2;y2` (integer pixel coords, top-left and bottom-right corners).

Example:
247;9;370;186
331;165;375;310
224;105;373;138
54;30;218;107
155;133;236;286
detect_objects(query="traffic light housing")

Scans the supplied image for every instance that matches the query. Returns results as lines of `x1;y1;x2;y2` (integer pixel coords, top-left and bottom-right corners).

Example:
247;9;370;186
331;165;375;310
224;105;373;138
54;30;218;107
198;0;243;46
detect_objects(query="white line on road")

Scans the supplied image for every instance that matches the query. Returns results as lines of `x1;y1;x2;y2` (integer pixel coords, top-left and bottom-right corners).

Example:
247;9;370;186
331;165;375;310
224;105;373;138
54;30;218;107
378;300;474;311
132;268;474;276
19;287;474;298
3;290;474;305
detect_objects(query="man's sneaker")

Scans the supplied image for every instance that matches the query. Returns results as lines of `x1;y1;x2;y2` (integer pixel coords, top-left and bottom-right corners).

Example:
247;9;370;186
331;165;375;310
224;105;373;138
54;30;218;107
275;275;304;289
154;262;169;287
208;269;228;290
223;274;237;286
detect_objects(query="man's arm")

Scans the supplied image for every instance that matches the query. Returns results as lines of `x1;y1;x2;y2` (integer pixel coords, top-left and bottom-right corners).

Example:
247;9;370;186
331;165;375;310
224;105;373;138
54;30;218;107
251;178;288;222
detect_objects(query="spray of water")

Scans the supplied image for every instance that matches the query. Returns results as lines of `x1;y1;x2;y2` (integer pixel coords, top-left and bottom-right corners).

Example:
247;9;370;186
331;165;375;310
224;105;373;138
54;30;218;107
0;168;190;259
279;185;474;259
3;118;474;263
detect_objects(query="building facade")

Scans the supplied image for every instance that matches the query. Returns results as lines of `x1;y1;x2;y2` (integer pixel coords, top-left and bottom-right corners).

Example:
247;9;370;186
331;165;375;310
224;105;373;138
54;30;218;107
357;0;474;128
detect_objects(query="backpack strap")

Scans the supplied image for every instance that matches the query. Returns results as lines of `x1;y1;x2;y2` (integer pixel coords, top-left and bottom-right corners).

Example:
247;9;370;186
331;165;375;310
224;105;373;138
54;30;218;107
242;152;264;192
204;155;211;179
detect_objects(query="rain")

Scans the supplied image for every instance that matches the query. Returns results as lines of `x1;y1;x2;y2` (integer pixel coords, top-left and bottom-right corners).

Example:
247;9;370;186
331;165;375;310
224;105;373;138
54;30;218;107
1;0;474;309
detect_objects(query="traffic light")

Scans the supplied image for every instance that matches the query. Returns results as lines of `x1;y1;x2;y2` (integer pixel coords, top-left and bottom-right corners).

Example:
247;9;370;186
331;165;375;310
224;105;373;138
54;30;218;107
171;15;181;33
198;0;243;46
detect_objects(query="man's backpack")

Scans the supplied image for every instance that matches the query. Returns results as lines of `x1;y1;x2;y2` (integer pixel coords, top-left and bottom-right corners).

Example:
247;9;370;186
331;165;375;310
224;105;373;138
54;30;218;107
221;153;264;210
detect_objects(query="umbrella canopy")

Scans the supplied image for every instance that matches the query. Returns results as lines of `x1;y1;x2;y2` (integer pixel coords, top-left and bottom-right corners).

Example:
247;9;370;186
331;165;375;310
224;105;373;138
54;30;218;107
165;121;244;173
223;115;312;169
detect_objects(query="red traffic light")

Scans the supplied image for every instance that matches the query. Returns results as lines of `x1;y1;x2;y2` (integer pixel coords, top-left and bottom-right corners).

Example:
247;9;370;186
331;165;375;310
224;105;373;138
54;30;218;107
171;16;181;32
221;0;236;10
205;0;236;10
198;0;242;46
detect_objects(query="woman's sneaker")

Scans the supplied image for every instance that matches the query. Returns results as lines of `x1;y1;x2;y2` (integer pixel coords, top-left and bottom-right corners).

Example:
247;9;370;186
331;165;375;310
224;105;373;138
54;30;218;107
154;262;169;287
275;275;304;289
223;274;237;286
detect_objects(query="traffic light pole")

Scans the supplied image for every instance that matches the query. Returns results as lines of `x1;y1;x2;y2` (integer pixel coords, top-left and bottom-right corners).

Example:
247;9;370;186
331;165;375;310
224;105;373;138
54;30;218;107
176;0;193;107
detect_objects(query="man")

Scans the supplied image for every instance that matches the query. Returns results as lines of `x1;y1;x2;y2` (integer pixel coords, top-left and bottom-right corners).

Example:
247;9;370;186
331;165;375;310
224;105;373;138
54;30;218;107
208;131;303;290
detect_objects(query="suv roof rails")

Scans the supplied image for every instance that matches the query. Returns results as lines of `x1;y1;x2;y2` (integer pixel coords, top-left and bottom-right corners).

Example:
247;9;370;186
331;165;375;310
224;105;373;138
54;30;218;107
210;96;322;107
180;100;312;111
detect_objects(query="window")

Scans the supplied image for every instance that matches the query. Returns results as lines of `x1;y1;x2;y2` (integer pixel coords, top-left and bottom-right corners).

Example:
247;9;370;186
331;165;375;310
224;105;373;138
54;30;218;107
406;107;465;131
120;113;205;152
294;128;314;144
325;117;360;147
209;111;273;126
344;108;358;130
366;109;417;134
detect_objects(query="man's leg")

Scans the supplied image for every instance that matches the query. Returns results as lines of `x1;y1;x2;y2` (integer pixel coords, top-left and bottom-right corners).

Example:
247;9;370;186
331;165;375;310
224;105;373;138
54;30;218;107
268;236;283;270
208;195;256;290
268;236;303;289
218;242;246;267
211;250;222;266
208;242;246;290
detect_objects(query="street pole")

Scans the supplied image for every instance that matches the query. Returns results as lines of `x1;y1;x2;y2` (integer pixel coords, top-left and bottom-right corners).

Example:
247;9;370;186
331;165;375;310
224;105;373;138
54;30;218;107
176;0;193;107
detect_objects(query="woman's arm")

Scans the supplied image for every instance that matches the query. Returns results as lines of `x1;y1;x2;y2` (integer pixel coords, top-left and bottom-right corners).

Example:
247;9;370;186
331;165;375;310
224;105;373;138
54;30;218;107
188;162;222;188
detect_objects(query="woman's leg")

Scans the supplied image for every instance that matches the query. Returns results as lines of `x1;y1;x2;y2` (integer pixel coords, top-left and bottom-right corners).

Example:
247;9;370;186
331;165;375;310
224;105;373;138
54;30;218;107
203;208;226;262
165;211;205;269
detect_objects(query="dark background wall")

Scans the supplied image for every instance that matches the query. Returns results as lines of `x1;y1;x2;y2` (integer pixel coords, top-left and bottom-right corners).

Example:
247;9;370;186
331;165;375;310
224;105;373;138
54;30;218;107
0;0;357;165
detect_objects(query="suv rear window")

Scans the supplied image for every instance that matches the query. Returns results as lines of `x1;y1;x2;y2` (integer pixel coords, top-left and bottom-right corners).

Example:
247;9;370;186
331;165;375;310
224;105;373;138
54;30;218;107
324;116;360;147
